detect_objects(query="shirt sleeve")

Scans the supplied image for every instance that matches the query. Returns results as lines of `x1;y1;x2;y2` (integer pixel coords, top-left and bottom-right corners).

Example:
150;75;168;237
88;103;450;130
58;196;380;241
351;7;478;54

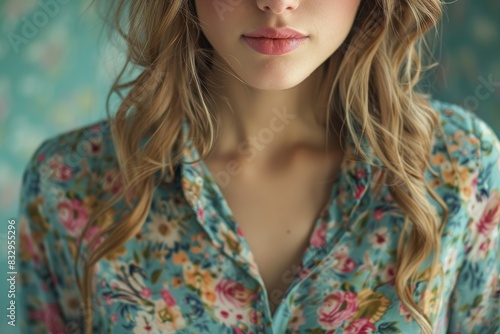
446;116;500;334
18;142;81;334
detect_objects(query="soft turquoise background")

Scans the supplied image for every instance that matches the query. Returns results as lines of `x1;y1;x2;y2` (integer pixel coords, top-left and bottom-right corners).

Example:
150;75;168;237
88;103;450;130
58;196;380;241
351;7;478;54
1;1;499;333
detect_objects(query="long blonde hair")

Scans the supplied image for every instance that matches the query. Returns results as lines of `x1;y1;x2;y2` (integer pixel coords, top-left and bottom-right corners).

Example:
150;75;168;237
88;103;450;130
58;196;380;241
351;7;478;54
75;1;451;333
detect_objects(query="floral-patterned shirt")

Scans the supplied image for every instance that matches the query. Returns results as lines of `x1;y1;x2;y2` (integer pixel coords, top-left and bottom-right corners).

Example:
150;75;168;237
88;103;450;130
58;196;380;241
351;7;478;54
18;100;500;334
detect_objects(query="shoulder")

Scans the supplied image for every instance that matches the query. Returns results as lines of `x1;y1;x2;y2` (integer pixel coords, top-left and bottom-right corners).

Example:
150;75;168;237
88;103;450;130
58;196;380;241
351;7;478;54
428;99;500;172
23;119;116;183
427;99;500;221
25;119;113;168
429;98;497;140
429;102;500;333
18;121;118;331
20;119;120;238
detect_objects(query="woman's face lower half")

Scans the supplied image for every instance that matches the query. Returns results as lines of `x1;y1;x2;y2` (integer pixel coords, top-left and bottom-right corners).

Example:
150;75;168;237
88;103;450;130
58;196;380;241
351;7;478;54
194;0;362;90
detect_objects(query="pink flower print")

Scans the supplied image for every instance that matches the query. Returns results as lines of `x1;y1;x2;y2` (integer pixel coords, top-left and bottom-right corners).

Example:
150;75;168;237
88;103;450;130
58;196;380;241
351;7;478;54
356;168;367;179
29;303;66;334
233;325;244;334
161;289;177;307
480;240;489;252
354;185;366;200
311;221;327;247
340;258;356;273
333;249;356;273
198;206;205;221
289;304;307;331
57;199;89;235
88;136;103;156
141;288;152;299
399;302;412;322
103;169;124;195
297;266;311;280
317;291;358;329
58;164;73;181
471;176;478;190
383;264;396;286
344;318;376;334
368;227;390;250
20;230;38;266
373;208;384;221
83;226;104;250
105;294;113;306
221;310;230;319
249;309;260;325
476;190;500;236
215;279;254;309
111;313;118;323
48;157;73;181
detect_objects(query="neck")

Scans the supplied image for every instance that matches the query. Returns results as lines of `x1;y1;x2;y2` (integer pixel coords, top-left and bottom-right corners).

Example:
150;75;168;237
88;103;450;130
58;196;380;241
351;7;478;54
204;57;340;163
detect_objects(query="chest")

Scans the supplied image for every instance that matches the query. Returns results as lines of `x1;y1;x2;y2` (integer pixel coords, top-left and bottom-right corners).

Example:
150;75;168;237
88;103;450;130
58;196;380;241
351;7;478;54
238;214;313;313
202;147;343;315
217;176;336;315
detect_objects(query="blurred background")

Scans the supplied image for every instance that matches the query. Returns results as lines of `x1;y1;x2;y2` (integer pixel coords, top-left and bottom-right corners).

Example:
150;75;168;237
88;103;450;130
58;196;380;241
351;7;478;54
0;0;499;333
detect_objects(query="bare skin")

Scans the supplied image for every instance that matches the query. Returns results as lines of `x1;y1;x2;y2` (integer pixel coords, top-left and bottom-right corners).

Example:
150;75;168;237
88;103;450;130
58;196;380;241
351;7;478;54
203;96;345;315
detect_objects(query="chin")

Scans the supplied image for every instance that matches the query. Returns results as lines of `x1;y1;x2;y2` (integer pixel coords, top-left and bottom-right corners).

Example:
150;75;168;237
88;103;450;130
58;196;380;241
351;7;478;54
236;65;313;91
246;80;304;91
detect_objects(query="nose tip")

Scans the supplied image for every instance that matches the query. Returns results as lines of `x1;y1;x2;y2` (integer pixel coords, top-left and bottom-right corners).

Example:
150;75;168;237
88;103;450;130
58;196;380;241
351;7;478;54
256;0;299;14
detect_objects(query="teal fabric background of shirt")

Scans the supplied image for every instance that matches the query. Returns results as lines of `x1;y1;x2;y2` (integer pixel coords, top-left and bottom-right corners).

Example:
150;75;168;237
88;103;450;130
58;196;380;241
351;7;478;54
0;1;499;333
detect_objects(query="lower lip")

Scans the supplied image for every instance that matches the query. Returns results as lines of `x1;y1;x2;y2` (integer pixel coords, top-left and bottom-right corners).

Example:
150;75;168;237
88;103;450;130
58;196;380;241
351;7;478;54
242;36;308;55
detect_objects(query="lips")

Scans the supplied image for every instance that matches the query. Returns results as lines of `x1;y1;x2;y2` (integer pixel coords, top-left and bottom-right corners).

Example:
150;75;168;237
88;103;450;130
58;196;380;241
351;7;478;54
243;27;307;39
242;26;308;55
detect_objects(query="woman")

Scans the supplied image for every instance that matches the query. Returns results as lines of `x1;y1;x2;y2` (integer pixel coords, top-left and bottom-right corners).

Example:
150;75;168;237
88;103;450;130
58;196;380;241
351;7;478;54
18;0;500;333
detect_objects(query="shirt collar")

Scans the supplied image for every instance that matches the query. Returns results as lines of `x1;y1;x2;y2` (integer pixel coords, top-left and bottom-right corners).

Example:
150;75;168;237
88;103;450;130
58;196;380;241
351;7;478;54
176;117;380;278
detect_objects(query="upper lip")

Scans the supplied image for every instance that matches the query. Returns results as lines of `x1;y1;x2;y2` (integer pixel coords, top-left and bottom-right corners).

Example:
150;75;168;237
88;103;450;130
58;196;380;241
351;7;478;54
243;27;308;39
